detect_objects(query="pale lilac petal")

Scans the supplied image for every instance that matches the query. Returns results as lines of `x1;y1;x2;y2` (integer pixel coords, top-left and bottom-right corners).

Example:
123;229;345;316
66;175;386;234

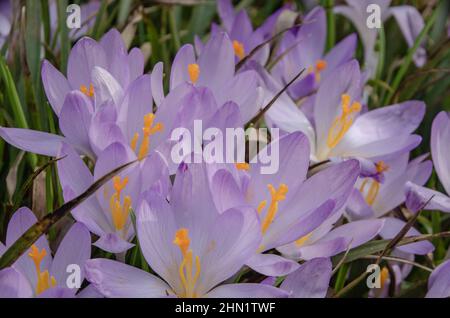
85;259;170;297
93;233;134;254
67;37;107;90
280;258;331;298
0;127;65;157
426;260;450;298
151;62;165;107
41;60;71;115
346;189;375;220
128;47;145;82
210;169;246;213
323;34;357;77
92;66;124;107
38;287;75;298
117;74;153;142
59;91;94;157
0;268;33;298
390;6;426;67
379;217;434;255
76;284;103;298
294;237;348;260
246;253;300;276
88;122;126;156
99;29;130;88
217;0;235;31
431;111;450;195
51;223;91;290
197;32;235;94
206;283;289;298
170;44;196;90
405;182;450;213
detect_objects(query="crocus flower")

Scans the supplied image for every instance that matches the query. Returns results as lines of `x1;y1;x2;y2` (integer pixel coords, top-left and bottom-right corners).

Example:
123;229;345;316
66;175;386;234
206;132;360;275
0;0;11;47
0;29;146;158
426;259;450;298
212;0;286;65
404;112;450;213
347;153;432;219
169;32;262;124
335;0;426;76
271;6;357;100
84;162;287;298
262;60;425;164
0;207;91;298
56;142;170;254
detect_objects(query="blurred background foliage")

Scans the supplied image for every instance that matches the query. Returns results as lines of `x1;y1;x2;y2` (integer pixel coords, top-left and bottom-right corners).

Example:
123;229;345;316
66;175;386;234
0;0;449;297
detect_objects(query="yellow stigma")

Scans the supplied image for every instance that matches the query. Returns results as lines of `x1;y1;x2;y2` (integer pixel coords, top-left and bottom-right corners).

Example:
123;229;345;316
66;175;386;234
258;184;288;234
375;161;389;174
232;40;245;60
80;84;94;97
109;176;132;231
235;162;250;171
327;94;362;149
28;245;57;295
380;267;389;289
173;228;201;298
295;233;312;247
130;113;164;161
188;63;200;84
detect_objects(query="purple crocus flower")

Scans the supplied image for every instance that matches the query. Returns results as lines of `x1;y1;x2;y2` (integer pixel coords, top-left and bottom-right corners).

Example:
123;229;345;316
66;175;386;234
0;0;11;47
84;162;287;298
0;29;146;158
56;142;170;254
405;112;450;213
206;132;360;275
169;32;262;124
0;208;91;298
211;0;286;65
426;259;450;298
347;153;432;219
271;6;357;100
263;60;425;164
335;0;427;77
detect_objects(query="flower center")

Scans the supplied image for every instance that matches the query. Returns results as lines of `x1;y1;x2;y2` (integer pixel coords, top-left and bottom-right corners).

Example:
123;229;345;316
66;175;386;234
359;161;389;206
188;63;200;84
80;84;94;98
232;40;245;60
380;267;389;289
235;162;250;171
307;59;327;82
257;184;289;234
109;176;132;231
327;94;362;149
28;245;56;295
173;228;201;298
130;113;164;161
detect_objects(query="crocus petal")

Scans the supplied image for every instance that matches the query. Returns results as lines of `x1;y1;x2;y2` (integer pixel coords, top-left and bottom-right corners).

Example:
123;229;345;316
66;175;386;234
197;32;235;95
93;233;135;254
426;260;450;298
294;237;348;260
170;44;196;90
76;284;104;298
295;7;326;66
206;283;289;298
59;91;94;157
405;182;450;213
314;60;361;158
128;47;145;82
379;217;434;255
246;253;300;277
280;258;331;298
151;62;165;107
41;60;71;116
0;268;33;298
92;66;124;107
323;33;357;78
50;223;91;291
431;111;450;195
389;6;426;67
37;287;75;298
67;37;108;90
217;0;235;31
0;127;65;157
85;259;171;298
6;207;52;290
210;169;246;213
346;189;375;220
117;74;153;142
99;29;130;88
